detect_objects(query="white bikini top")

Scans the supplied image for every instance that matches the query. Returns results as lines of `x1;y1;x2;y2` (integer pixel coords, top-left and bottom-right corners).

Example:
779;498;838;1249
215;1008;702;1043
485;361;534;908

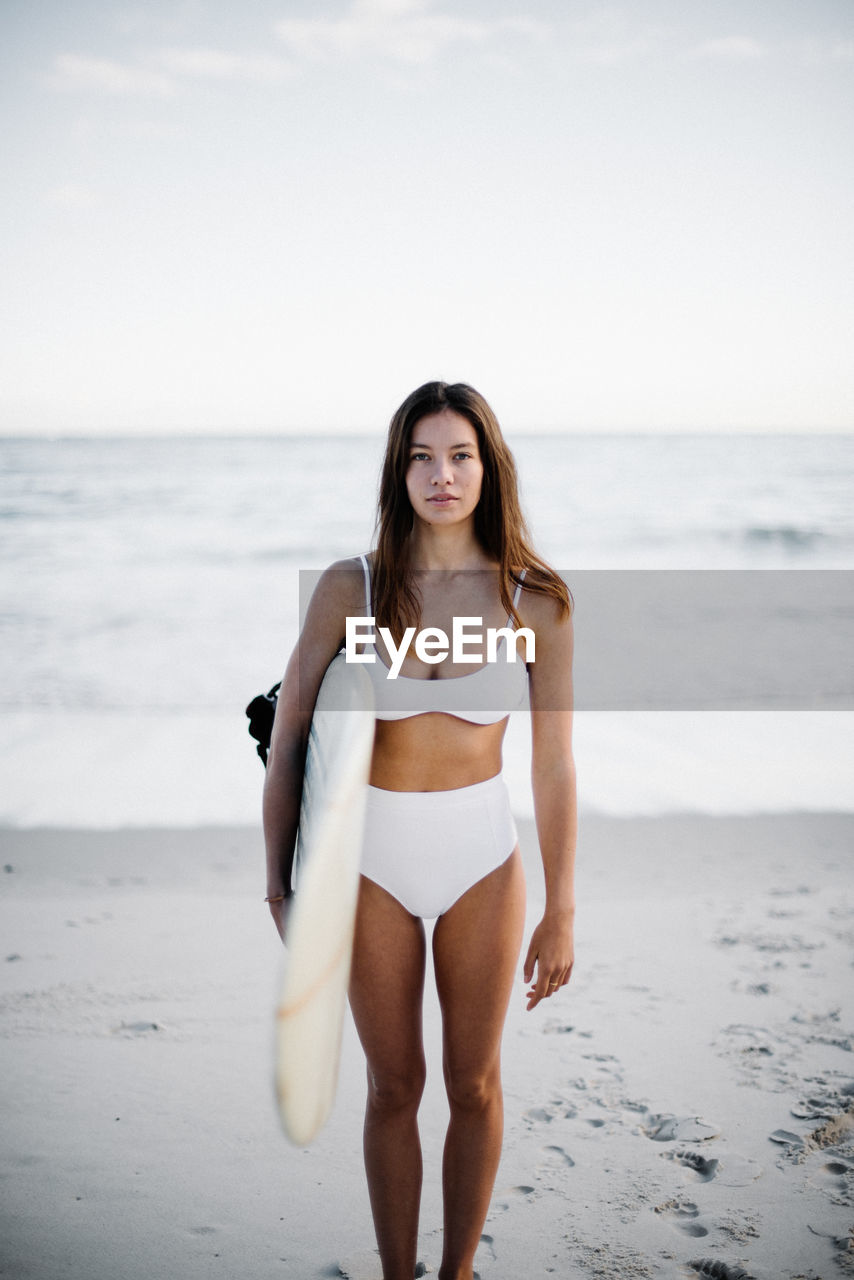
357;554;529;724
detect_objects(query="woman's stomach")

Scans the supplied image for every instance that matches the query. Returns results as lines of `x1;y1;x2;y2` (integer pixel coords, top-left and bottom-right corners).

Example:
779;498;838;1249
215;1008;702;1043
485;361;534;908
369;713;508;791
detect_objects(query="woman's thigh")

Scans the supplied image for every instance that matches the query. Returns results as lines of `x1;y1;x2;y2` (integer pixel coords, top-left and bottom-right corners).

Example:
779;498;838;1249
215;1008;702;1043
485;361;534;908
432;848;526;1087
349;874;428;1092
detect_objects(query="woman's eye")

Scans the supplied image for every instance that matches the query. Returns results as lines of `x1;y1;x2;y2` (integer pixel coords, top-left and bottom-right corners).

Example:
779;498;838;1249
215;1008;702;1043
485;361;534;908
409;450;474;463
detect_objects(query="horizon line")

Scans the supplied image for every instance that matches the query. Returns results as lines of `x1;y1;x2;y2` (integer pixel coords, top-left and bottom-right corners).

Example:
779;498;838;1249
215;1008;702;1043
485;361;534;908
2;424;853;442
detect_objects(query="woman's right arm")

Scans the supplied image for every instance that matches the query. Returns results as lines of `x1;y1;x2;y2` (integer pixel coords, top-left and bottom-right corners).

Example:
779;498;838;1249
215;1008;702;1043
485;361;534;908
263;560;363;939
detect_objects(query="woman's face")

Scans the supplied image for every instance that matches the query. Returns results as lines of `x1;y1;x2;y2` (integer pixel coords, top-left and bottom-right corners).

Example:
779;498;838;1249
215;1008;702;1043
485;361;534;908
405;409;484;527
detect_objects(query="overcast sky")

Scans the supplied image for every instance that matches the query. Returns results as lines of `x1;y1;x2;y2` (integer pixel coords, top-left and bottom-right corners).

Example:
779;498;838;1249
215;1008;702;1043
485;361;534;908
2;0;852;435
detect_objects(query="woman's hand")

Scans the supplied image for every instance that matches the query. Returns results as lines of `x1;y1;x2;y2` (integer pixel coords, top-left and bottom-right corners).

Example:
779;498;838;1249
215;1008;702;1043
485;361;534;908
267;895;293;943
523;909;575;1010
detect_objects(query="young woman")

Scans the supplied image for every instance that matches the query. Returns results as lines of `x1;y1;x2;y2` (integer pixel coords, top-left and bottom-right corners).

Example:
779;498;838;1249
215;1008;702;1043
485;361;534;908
263;381;576;1280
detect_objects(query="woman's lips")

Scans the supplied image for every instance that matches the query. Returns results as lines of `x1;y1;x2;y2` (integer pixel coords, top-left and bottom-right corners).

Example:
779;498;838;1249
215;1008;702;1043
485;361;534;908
427;494;457;503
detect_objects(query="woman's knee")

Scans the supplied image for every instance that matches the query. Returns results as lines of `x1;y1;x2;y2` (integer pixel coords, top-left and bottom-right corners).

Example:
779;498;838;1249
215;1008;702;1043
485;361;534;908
366;1060;427;1116
444;1062;502;1115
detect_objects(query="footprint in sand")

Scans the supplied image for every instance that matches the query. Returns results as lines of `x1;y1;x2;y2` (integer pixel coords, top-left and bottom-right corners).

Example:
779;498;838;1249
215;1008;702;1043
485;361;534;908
477;1234;496;1261
539;1144;575;1169
525;1098;579;1125
790;1095;840;1120
768;884;813;898
663;1148;762;1188
653;1198;708;1237
642;1114;720;1143
687;1260;755;1279
772;1102;854;1162
769;1128;804;1152
663;1149;720;1182
790;1077;854;1123
524;1106;555;1124
807;1159;854;1204
492;1184;536;1212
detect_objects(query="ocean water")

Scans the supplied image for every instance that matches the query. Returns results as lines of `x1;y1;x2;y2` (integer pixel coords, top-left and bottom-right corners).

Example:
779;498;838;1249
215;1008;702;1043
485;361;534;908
1;432;852;826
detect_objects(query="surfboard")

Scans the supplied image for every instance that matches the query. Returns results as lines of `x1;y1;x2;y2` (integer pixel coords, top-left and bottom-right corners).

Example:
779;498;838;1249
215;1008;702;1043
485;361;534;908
275;652;375;1146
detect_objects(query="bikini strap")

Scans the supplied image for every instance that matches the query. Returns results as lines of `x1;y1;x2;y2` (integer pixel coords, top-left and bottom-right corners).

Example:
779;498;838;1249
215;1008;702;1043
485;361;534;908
506;569;526;628
358;553;372;614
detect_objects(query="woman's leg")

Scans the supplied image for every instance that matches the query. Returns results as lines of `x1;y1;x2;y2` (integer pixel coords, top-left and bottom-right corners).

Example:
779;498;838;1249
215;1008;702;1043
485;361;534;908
349;874;428;1280
431;847;526;1280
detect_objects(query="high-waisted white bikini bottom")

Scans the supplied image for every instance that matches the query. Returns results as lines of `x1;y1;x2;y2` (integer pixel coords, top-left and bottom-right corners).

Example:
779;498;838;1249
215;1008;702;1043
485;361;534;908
359;773;518;919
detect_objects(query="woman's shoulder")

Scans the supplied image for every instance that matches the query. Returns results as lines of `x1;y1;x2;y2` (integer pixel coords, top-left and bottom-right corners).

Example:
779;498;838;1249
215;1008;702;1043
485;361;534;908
299;555;370;644
516;571;573;633
324;553;369;574
312;554;370;610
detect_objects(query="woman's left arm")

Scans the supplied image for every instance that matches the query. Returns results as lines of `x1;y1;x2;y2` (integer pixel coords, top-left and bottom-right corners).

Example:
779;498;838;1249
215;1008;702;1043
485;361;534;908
523;593;577;1011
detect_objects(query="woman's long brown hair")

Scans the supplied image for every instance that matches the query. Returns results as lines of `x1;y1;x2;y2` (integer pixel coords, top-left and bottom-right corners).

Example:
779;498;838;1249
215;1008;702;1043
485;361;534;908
372;381;571;638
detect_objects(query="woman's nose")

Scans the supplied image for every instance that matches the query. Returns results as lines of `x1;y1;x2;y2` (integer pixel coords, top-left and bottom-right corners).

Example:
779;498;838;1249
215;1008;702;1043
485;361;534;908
431;457;453;485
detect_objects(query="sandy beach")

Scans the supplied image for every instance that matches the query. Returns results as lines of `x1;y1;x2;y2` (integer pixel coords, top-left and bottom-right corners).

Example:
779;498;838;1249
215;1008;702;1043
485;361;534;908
1;813;852;1280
